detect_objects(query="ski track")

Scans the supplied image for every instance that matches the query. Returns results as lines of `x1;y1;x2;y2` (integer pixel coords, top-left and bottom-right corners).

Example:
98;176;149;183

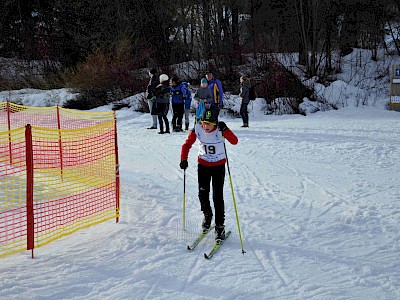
1;109;400;299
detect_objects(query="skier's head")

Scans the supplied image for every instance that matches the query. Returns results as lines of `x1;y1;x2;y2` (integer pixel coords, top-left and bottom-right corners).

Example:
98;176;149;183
201;105;219;132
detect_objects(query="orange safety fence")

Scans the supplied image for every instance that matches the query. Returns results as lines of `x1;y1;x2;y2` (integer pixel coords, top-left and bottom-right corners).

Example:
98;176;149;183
0;102;120;258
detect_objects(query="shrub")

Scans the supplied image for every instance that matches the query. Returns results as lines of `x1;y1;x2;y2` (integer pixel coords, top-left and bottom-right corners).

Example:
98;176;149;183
64;38;151;109
254;58;312;103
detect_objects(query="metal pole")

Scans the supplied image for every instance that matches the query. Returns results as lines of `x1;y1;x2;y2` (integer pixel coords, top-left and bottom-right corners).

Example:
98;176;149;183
183;169;186;231
223;140;245;254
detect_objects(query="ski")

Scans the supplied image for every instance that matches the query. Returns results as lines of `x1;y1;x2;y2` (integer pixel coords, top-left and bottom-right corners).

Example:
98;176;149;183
187;226;215;251
204;231;231;259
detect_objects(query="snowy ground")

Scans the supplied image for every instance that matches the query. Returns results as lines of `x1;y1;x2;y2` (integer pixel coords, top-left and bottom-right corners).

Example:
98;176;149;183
1;101;399;299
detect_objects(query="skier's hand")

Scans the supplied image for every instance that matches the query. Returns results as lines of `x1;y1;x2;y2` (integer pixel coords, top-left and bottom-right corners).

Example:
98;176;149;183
180;159;188;170
217;121;227;132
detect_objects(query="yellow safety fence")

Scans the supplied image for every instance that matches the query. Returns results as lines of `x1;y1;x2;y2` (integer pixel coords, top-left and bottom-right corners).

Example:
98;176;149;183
0;102;120;258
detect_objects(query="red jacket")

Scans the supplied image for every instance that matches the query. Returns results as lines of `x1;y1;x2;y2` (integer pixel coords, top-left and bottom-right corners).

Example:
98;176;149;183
181;126;238;167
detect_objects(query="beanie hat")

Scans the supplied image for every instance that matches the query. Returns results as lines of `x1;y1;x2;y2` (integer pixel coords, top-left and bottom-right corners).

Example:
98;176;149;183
200;78;207;84
159;74;169;83
201;105;220;124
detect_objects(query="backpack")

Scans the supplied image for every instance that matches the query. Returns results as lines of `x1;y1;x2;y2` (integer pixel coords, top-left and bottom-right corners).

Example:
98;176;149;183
249;85;257;100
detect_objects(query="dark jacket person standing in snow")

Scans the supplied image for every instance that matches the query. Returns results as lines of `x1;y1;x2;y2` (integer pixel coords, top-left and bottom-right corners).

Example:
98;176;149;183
146;68;160;129
153;74;171;134
194;78;213;124
239;76;250;127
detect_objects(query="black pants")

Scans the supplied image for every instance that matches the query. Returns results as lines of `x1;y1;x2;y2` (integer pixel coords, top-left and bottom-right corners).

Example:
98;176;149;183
240;103;249;125
158;115;169;132
198;164;225;226
172;103;184;129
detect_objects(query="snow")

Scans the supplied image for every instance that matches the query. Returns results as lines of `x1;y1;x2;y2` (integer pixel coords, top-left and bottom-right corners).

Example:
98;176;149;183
1;101;400;299
1;48;400;298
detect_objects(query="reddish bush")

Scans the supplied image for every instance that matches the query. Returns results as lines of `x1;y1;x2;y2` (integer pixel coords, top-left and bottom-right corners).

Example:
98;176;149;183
64;38;151;109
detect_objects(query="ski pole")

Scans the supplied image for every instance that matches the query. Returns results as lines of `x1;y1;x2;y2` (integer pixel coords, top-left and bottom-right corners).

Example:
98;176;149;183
223;139;246;254
183;168;186;231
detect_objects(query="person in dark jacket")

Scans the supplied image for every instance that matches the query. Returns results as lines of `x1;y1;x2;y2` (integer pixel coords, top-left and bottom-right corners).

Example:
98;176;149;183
146;68;159;129
194;78;213;124
153;74;170;134
239;76;250;128
170;76;187;132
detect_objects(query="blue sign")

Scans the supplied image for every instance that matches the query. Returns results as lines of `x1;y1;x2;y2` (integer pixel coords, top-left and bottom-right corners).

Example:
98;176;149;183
396;68;400;77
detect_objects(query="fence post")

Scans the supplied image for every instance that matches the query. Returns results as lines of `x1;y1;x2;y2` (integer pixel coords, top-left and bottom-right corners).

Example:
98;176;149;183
56;106;64;180
113;112;120;223
7;101;12;164
25;124;35;259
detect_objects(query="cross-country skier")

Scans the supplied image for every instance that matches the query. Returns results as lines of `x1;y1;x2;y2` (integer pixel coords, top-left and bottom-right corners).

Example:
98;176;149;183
180;105;238;240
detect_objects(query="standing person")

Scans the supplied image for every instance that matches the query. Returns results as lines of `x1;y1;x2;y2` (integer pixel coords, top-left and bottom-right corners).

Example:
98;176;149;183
194;78;213;124
153;74;170;134
182;82;192;130
170;76;187;132
239;76;250;128
205;70;224;108
179;105;238;240
146;68;159;129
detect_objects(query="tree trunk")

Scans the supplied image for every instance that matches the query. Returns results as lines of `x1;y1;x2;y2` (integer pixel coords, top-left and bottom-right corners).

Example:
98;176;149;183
231;3;241;65
295;0;309;67
202;0;212;59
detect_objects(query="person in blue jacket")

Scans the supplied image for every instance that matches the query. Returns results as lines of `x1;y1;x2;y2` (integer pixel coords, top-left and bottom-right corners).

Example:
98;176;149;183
170;76;187;132
182;82;192;130
205;70;224;108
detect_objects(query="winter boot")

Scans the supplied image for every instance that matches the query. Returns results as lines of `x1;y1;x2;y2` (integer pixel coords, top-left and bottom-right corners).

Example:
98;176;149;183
201;212;213;230
185;123;189;130
215;225;225;241
165;122;170;133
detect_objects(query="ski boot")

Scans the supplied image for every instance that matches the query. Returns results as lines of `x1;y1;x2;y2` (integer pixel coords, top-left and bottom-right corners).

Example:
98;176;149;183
201;212;213;231
215;225;225;241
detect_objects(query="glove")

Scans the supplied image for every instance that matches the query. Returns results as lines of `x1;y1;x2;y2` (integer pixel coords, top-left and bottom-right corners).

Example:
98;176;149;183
180;159;188;170
218;121;227;132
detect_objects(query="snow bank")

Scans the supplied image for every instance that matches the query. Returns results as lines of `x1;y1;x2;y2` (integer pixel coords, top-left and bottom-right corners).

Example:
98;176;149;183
0;88;78;107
